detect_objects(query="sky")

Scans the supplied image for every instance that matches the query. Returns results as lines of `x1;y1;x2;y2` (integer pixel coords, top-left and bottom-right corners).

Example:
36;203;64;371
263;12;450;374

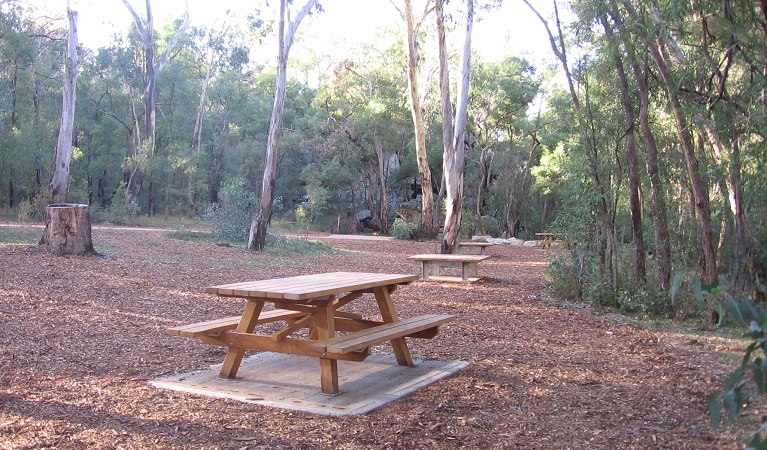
28;0;560;66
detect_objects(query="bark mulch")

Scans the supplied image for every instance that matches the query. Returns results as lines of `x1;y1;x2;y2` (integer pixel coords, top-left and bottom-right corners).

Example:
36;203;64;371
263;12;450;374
0;225;760;449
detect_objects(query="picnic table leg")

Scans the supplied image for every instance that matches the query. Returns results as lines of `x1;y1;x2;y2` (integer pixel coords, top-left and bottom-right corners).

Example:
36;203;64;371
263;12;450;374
219;300;264;378
315;304;339;394
433;262;441;277
480;246;487;255
373;286;413;366
421;262;430;280
461;262;469;281
470;262;479;277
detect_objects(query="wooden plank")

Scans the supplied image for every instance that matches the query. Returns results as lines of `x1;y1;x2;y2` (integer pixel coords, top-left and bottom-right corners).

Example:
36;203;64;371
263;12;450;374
166;309;307;338
408;254;490;263
199;332;370;362
205;272;419;302
312;314;455;355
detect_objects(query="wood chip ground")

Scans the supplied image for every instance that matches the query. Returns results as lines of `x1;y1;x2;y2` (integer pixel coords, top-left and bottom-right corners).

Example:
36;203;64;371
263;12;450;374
0;225;761;449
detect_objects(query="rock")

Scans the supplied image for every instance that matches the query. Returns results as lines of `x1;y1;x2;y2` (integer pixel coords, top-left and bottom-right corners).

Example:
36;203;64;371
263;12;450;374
523;240;539;248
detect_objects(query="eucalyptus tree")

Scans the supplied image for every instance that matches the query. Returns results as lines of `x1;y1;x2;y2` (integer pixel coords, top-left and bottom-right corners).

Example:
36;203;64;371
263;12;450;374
604;0;672;291
183;21;248;214
48;2;79;204
435;0;474;254
248;0;320;251
526;0;622;287
390;0;438;238
311;40;411;233
619;0;718;286
120;0;189;208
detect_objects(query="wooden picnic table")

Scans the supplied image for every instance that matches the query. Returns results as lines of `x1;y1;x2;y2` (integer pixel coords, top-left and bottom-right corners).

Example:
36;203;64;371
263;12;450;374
167;272;455;394
408;254;491;282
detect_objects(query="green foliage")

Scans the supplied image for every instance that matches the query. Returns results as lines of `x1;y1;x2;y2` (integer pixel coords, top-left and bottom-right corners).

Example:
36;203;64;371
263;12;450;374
391;218;413;240
90;182;135;225
201;179;257;243
709;297;767;448
17;191;51;222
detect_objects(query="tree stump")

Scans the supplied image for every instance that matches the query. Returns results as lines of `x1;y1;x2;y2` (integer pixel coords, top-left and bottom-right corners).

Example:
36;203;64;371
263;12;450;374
39;203;97;256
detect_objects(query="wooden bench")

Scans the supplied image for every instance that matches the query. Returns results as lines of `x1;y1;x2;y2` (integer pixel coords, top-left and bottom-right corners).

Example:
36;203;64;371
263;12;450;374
456;241;492;255
166;308;307;338
408;253;491;282
311;314;455;354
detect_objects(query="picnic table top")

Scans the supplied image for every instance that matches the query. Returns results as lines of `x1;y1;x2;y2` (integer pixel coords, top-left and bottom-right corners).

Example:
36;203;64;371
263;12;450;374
204;271;419;302
457;241;492;246
408;254;491;262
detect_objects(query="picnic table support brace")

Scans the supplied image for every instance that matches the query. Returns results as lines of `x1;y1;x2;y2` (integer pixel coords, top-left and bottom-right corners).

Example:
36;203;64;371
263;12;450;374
374;286;413;367
219;300;263;379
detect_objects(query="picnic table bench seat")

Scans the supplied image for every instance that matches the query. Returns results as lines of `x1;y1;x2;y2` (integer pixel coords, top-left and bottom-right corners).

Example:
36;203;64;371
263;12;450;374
456;241;493;255
408;253;491;281
311;314;455;354
166;308;307;338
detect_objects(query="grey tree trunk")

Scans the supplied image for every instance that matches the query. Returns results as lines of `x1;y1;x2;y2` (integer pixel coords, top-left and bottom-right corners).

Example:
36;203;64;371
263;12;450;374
437;0;473;254
394;0;436;238
248;0;317;251
622;0;718;285
121;0;189;209
49;5;79;204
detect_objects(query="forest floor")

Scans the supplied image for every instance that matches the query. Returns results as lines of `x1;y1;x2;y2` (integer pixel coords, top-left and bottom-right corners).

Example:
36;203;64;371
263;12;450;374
0;224;762;449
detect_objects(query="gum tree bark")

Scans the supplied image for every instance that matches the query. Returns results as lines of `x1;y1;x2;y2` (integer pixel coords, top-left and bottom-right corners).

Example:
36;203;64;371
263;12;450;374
248;0;318;250
121;0;189;208
390;0;436;237
437;0;473;254
49;4;78;204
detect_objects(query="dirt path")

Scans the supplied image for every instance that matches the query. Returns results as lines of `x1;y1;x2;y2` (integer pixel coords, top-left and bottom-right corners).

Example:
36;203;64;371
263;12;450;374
0;227;754;449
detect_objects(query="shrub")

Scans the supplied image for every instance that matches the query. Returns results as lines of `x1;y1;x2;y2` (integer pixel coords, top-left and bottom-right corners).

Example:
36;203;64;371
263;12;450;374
201;179;257;243
391;218;413;240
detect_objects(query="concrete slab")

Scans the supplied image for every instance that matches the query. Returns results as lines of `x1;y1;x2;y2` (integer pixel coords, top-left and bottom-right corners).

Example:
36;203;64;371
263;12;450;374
151;352;467;416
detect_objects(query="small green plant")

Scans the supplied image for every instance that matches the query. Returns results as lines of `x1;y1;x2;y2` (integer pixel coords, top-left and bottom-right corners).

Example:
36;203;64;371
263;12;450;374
201;179;257;243
17;191;52;222
390;218;413;240
709;291;767;449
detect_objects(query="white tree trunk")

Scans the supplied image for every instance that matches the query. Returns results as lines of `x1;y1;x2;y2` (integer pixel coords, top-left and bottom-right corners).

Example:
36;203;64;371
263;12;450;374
438;0;473;254
121;0;189;207
249;0;318;250
49;6;79;204
399;0;436;237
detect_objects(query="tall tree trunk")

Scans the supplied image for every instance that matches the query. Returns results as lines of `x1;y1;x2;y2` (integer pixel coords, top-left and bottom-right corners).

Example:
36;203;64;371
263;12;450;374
525;0;614;269
49;5;79;204
609;1;672;290
373;131;389;233
438;0;473;254
396;0;436;237
602;16;646;283
248;0;317;251
622;0;718;285
121;0;189;208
